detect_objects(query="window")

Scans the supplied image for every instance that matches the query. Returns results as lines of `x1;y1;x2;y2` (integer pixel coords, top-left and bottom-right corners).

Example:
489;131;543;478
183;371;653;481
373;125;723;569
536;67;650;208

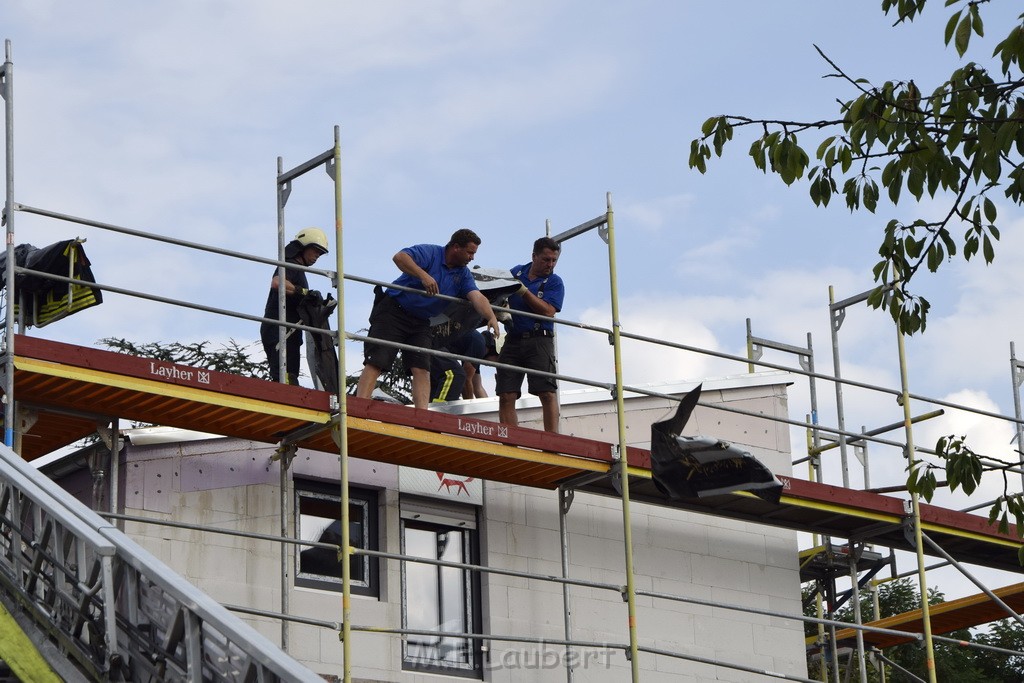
401;498;481;677
295;480;379;597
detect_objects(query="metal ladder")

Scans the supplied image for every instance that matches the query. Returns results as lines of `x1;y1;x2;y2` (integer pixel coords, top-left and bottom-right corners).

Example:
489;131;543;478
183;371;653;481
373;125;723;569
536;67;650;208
0;443;322;682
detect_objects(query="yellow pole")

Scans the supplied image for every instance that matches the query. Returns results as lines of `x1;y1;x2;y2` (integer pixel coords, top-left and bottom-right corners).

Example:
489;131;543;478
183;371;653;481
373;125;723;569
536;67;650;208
896;322;937;683
332;126;353;683
807;426;827;683
604;193;641;679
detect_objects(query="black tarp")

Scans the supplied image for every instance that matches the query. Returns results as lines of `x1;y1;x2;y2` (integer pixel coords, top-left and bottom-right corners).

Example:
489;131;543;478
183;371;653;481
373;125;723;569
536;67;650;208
650;383;783;504
299;291;339;394
428;266;521;348
0;240;103;327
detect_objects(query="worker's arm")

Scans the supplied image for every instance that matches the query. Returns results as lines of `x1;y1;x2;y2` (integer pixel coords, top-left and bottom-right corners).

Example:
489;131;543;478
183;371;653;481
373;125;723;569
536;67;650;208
467;290;500;339
270;275;299;297
516;285;557;317
394;251;438;295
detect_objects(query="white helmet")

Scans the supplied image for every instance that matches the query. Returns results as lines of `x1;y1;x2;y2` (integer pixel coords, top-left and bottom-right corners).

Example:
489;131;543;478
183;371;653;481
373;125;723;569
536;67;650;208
295;227;329;254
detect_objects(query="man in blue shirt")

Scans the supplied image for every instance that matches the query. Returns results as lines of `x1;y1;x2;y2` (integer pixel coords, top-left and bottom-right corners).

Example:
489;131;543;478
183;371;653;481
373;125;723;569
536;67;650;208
495;237;565;432
355;229;500;409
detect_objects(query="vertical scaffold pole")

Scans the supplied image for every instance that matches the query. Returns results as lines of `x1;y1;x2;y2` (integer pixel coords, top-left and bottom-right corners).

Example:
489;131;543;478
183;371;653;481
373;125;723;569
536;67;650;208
275;159;288;384
558;486;575;682
1010;342;1024;490
331;127;353;683
275;156;291;651
896;323;937;683
604;193;641;679
2;41;16;448
828;286;851;488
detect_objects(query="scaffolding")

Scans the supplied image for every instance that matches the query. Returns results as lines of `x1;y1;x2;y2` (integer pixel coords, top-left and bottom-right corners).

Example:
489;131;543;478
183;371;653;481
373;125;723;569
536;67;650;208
2;40;1024;682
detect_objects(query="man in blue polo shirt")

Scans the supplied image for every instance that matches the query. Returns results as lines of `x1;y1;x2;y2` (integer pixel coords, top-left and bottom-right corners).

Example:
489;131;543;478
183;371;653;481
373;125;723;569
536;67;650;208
355;229;500;409
496;236;565;432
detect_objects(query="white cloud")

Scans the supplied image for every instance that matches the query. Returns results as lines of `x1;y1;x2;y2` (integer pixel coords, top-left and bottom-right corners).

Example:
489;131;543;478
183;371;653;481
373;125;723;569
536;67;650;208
617;194;695;233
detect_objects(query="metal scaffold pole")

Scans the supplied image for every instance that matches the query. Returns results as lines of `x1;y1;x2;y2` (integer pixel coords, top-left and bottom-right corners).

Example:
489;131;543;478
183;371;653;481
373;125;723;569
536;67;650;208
896;322;937;683
2;40;15;449
828;286;852;488
604;193;641;679
328;127;353;683
1010;342;1024;490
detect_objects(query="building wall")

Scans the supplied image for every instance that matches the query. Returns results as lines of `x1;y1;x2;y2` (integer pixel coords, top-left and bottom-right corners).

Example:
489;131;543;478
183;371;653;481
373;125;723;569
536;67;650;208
105;373;806;681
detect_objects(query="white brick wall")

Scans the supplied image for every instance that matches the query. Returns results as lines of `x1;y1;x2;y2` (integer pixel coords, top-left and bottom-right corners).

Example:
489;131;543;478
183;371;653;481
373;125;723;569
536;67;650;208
109;373;807;681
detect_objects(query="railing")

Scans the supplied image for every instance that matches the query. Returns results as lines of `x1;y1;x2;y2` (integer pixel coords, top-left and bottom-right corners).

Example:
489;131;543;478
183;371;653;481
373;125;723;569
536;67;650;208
0;441;322;681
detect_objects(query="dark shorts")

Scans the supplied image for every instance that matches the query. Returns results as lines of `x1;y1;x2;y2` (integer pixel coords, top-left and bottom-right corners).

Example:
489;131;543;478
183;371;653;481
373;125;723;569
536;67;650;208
495;335;557;397
363;293;431;371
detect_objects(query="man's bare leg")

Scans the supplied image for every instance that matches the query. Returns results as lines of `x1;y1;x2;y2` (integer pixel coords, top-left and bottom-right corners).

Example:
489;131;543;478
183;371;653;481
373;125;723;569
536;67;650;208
356;365;382;398
410;367;430;410
539;391;560;433
498;393;519;427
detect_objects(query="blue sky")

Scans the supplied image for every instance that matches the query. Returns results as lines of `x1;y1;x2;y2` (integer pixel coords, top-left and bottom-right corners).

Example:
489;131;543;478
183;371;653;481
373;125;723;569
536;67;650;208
6;1;1024;599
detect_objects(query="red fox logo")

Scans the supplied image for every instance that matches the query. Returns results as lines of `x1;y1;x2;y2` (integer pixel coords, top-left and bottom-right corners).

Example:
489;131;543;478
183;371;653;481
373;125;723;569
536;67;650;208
436;472;474;496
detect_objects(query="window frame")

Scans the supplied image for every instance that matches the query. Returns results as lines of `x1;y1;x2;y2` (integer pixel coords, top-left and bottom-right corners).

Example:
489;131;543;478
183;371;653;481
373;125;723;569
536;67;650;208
294;479;379;598
399;498;482;678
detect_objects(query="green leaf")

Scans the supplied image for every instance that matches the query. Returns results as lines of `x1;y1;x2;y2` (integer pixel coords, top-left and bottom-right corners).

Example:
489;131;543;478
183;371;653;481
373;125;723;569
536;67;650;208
839;147;853;174
927;243;943;272
961;465;978;495
983;197;997;222
944;10;962;46
955;14;972;56
905;235;922;259
849;95;866;123
907;166;924;200
969;4;983;39
939;228;956;257
965;234;979;260
688;140;708;173
863;179;878;213
945;121;965;152
815;136;835;160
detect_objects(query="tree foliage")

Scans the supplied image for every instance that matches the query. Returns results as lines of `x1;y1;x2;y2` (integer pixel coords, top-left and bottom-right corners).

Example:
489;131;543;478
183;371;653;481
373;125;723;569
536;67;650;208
99;335;414;403
100;337;270;378
804;578;1024;681
689;0;1024;336
910;433;1024;564
689;0;1024;562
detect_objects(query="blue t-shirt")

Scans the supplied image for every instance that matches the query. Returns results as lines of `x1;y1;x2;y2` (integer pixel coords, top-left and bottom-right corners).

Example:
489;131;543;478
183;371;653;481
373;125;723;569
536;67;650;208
387;244;479;320
506;262;564;334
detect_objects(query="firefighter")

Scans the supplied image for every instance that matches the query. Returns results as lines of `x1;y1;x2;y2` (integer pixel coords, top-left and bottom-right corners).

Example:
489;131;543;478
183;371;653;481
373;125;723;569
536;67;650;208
261;227;329;384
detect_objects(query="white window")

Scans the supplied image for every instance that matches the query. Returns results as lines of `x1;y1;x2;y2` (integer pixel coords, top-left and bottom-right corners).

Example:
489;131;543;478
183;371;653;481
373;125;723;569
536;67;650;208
400;497;481;677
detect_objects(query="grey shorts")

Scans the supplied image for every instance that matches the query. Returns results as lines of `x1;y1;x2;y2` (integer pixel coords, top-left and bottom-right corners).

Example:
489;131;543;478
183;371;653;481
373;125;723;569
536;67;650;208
495;335;557;397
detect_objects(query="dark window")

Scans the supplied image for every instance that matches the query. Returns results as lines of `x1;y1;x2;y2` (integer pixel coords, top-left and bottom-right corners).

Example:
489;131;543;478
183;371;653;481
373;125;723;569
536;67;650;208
295;481;378;598
401;499;481;677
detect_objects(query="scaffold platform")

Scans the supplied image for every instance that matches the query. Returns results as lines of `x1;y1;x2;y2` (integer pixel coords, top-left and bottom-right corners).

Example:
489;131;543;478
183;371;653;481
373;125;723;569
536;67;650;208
827;582;1024;649
5;334;1024;576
